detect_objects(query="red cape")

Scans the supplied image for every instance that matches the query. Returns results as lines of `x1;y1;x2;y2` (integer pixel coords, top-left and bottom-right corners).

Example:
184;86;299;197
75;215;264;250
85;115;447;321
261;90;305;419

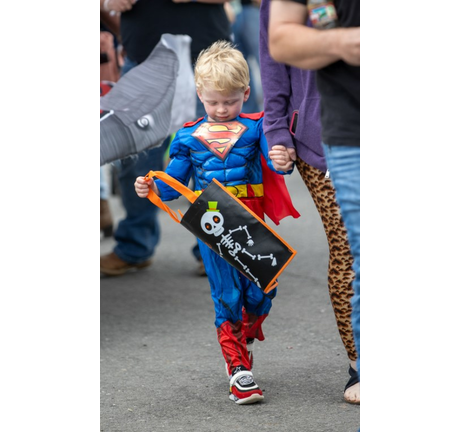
261;156;301;225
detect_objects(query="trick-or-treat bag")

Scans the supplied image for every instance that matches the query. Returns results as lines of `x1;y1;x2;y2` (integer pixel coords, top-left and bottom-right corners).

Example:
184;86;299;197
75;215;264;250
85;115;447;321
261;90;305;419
144;171;297;294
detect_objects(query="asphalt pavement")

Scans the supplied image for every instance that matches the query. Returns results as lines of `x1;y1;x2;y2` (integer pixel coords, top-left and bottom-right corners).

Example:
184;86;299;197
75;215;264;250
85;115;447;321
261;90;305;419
100;168;360;432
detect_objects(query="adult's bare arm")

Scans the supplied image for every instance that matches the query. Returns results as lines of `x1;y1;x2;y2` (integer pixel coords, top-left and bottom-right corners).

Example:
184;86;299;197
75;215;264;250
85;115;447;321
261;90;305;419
101;0;137;13
269;0;360;69
172;0;232;4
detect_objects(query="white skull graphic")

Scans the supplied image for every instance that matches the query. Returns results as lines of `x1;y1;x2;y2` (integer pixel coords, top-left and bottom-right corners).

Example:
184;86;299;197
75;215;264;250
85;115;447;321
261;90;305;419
201;211;224;236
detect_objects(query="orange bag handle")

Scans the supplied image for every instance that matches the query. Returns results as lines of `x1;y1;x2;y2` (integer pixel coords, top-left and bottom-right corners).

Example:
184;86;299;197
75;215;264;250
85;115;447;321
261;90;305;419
144;171;197;224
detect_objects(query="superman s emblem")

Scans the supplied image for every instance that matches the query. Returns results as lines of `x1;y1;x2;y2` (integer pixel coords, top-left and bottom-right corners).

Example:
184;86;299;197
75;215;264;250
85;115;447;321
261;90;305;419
192;121;248;161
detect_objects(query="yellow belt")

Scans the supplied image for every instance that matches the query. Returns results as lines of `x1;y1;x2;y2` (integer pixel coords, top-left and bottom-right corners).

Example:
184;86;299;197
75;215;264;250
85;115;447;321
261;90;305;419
195;183;264;198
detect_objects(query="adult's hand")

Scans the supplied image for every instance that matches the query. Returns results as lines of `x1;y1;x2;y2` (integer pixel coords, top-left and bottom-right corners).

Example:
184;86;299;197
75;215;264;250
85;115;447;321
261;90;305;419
337;27;360;66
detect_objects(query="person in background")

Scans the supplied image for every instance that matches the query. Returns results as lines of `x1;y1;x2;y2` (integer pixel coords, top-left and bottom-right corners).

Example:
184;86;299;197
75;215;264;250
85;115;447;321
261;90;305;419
100;1;123;239
100;0;233;276
268;0;361;407
259;0;359;403
229;0;263;113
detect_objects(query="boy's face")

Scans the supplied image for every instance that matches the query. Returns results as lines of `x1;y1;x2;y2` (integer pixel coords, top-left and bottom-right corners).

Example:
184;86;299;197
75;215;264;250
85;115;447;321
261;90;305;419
197;87;250;122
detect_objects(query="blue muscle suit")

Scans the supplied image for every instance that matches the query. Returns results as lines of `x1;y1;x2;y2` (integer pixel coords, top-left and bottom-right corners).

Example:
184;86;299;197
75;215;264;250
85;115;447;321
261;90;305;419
155;113;291;374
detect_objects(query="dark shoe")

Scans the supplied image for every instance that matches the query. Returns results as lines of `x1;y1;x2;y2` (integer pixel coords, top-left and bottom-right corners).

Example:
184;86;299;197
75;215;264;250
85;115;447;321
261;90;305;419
344;365;360;405
100;199;113;238
197;259;207;277
228;366;264;405
100;252;153;276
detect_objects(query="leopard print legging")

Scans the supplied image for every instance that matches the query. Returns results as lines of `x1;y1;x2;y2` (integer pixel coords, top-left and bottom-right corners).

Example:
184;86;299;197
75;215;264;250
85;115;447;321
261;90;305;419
296;158;357;361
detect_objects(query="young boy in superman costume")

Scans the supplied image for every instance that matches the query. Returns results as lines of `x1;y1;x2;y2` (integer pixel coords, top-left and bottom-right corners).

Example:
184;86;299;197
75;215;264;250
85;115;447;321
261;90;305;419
134;41;298;405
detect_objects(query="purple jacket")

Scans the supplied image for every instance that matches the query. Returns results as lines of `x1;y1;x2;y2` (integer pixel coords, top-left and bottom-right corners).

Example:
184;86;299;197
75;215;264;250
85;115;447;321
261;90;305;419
259;0;326;173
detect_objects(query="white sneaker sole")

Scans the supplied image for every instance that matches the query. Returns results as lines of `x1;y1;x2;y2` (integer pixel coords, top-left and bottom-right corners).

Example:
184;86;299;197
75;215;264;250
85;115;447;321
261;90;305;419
229;393;264;405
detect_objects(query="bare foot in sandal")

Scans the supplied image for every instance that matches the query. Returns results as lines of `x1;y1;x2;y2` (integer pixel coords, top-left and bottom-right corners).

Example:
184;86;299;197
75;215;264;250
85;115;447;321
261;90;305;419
344;361;360;404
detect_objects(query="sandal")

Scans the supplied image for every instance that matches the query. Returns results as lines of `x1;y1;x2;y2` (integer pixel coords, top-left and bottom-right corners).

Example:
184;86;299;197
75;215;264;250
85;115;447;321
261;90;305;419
344;365;360;405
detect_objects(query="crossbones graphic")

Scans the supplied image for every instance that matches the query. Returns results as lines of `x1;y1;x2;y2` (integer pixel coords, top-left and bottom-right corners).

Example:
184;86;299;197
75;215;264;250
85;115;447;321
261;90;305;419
200;202;277;288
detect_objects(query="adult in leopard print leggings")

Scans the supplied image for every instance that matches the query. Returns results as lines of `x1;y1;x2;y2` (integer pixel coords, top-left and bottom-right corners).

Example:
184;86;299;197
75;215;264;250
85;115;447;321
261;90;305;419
259;0;359;404
295;159;357;360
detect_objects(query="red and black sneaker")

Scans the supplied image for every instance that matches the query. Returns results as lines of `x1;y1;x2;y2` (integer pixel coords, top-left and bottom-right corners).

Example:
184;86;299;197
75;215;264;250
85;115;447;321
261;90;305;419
228;366;264;405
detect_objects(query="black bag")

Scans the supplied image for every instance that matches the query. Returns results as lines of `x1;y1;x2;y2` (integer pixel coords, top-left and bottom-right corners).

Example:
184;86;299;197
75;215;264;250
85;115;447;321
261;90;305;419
144;171;297;293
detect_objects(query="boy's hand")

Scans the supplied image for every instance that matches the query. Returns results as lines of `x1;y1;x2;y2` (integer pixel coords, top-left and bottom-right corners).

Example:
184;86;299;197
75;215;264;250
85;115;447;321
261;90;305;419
269;145;297;172
134;176;158;198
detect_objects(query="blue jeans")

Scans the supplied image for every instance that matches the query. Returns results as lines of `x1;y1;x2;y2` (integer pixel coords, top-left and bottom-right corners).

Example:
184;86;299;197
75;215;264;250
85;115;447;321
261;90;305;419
100;167;109;200
322;143;360;376
232;5;262;113
111;57;168;264
113;57;203;264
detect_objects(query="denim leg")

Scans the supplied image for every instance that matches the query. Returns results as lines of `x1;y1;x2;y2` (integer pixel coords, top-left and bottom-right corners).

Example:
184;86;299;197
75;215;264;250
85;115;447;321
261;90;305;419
232;5;262;113
191;243;201;261
322;143;360;376
242;66;261;113
109;57;167;264
100;166;109;200
113;138;169;263
120;56;138;77
239;6;260;65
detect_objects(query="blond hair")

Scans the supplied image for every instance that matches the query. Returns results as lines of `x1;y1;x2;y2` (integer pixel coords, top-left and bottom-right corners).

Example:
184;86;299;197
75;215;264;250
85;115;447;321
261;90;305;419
194;40;250;95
